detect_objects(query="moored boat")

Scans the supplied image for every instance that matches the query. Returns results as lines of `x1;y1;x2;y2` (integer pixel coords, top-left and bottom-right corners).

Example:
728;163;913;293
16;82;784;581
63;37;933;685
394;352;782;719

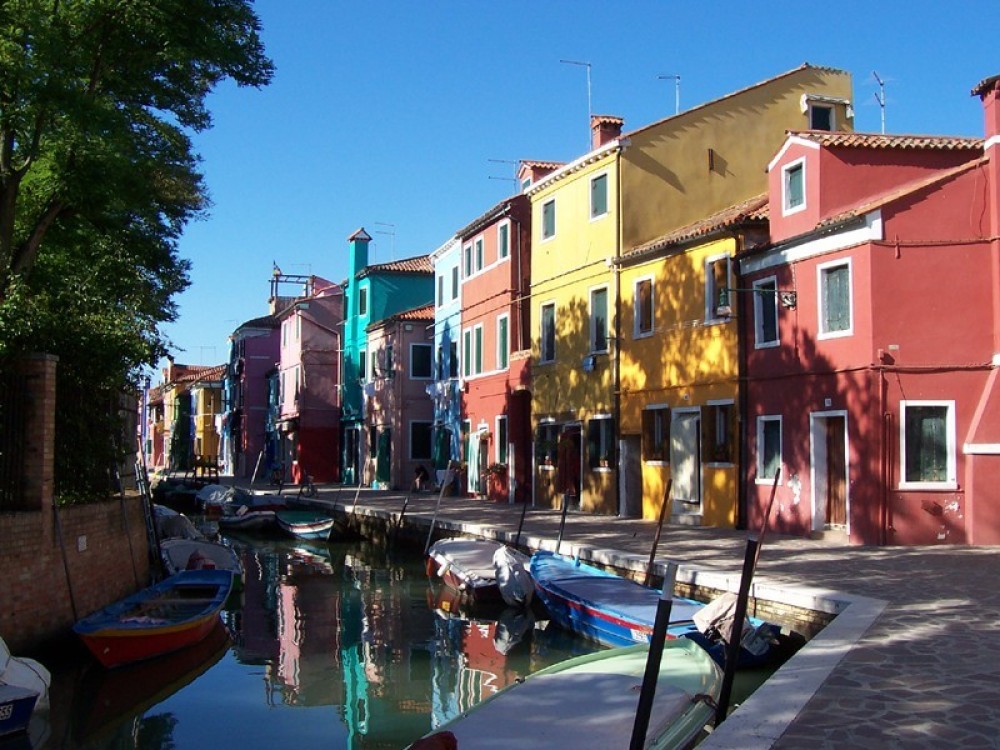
159;538;244;589
0;685;38;738
73;569;234;669
217;508;277;533
411;638;721;749
275;510;336;541
530;550;777;668
426;538;533;609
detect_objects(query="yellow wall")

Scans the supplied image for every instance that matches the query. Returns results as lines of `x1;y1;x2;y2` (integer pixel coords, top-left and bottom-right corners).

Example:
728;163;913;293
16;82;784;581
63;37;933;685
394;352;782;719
622;66;853;249
530;153;621;513
619;236;740;526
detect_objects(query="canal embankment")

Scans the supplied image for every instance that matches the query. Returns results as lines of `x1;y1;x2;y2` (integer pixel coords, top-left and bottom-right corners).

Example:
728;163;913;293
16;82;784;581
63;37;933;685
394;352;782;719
297;485;1000;750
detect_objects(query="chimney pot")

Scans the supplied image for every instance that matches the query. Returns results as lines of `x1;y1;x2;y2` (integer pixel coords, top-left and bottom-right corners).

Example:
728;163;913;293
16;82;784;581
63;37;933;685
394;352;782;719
590;115;624;150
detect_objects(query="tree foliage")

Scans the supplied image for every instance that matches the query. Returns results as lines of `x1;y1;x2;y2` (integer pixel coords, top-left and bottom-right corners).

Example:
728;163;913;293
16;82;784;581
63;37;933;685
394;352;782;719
0;0;274;500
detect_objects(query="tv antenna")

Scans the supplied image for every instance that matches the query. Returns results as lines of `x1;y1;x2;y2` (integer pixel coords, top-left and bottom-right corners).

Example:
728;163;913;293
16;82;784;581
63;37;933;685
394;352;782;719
560;59;592;148
373;221;396;261
488;158;519;191
873;70;886;134
657;74;681;115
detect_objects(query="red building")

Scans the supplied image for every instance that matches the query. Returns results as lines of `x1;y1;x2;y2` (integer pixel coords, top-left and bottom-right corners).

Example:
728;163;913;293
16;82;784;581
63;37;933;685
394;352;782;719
457;195;532;502
737;74;1000;545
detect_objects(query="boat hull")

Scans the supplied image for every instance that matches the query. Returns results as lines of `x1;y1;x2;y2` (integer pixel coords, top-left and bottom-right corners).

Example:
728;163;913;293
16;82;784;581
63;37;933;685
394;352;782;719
275;511;335;541
73;569;233;669
426;640;721;749
426;539;506;606
0;685;38;738
217;510;276;532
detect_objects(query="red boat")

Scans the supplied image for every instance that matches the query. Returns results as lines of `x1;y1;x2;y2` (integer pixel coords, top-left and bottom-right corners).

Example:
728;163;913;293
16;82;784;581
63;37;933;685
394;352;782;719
73;569;233;669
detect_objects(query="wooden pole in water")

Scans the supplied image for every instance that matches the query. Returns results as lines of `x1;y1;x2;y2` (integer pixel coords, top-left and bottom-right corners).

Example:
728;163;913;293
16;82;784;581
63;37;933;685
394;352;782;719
555;491;572;555
714;468;781;726
643;479;672;588
423;464;454;555
629;562;678;750
392;489;413;543
513;496;530;548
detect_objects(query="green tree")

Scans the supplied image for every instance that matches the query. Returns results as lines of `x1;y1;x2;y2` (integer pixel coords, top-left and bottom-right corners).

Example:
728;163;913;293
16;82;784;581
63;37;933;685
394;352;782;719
0;0;274;500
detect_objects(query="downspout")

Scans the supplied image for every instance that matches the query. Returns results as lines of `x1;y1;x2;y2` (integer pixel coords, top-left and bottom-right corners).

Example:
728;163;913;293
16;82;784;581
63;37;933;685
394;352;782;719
613;148;624;516
734;233;748;530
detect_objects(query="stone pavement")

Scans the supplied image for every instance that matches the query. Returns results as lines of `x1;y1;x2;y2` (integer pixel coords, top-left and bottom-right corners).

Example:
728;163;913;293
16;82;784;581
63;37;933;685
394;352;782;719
293;484;1000;749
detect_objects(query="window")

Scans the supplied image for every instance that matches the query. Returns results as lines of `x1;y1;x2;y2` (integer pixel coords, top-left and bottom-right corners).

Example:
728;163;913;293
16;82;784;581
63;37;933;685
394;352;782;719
385;345;394;378
542;199;556;240
281;319;287;348
634;277;653;337
496;416;508;464
463;329;472;377
370;351;377;380
705;255;731;322
498;222;510;260
437;275;444;307
410;421;433;460
358;351;367;383
540;303;556;363
590;287;608;353
590;173;608;219
464;245;472;277
587;417;615;469
753;277;779;347
449;341;458;378
437;345;445;380
520;177;531;192
642;407;669;462
295;314;301;340
783;159;805;214
358;287;368;316
757;416;782;482
497;314;509;370
703;402;734;464
451;266;459;299
536;423;559;465
474;324;483;375
819;260;852;337
809;104;834;131
475;238;484;272
410;344;432;379
900;401;956;489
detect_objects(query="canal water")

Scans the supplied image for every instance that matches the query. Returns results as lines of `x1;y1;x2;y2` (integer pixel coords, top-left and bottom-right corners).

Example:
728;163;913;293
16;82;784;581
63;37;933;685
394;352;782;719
43;533;777;750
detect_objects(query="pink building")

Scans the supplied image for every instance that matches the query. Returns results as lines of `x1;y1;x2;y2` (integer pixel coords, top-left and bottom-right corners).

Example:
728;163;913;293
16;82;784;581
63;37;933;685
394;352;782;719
365;304;435;490
737;74;1000;545
274;276;343;483
225;314;279;478
456;195;532;502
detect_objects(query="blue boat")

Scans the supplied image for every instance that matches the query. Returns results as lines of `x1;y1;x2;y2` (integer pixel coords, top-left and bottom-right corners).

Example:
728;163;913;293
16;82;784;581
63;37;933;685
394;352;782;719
530;550;777;668
0;685;38;738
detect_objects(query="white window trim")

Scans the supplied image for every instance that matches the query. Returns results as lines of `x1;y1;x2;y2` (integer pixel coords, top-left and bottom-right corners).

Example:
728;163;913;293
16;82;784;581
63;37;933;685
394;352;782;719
495;415;508;463
473;323;484;376
496;313;510;371
540;301;556;363
462;327;472;378
409;342;433;380
705;399;735;468
755;415;783;485
541;198;556;242
633;275;655;339
591;414;614;472
451;264;459;300
704;253;732;324
463;244;473;279
589;284;610;354
497;219;511;261
782;157;807;216
817;257;854;340
753;275;780;349
475;237;485;273
899;400;957;491
808;102;836;131
589;170;610;222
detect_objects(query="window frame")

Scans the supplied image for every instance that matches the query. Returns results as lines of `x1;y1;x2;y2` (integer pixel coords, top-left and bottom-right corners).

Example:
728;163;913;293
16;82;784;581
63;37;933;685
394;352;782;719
704;253;732;324
703;400;735;466
409;343;433;380
809;103;835;131
587;415;615;471
358;287;368;317
817;258;853;340
496;313;509;371
782;158;807;216
540;302;556;363
589;285;609;354
634;276;654;338
409;420;433;461
590;171;609;220
462;328;472;378
753;276;780;348
463;244;473;278
756;415;783;484
497;220;510;261
541;198;556;241
899;400;957;490
473;324;483;375
451;265;459;299
496;415;508;464
475;237;484;273
437;275;444;307
642;405;670;464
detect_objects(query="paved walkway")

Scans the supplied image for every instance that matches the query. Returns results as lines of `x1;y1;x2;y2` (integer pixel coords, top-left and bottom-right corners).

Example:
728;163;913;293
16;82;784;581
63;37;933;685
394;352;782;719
291;484;1000;749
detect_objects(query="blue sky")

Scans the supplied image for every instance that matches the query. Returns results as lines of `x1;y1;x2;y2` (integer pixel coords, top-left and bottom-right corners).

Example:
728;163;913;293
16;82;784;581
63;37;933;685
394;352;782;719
160;0;999;369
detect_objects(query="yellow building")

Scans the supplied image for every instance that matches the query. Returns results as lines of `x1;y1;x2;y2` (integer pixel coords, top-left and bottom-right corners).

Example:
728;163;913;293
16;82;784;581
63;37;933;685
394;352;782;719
158;361;226;473
524;64;853;518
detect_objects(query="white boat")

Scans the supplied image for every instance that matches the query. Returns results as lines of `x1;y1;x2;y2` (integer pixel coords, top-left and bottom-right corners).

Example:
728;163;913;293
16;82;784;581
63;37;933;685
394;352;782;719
0;637;50;714
426;538;533;609
413;639;721;749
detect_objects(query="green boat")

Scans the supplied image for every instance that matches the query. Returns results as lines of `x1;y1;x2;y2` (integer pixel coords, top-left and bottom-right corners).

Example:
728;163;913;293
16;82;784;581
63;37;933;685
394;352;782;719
415;638;721;749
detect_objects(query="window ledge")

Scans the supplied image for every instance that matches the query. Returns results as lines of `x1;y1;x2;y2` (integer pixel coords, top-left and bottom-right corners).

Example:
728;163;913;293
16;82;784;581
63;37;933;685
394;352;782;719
897;481;958;492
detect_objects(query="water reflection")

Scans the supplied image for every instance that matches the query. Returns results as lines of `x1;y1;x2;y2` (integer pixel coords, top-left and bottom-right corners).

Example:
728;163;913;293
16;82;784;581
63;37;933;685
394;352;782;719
62;534;599;749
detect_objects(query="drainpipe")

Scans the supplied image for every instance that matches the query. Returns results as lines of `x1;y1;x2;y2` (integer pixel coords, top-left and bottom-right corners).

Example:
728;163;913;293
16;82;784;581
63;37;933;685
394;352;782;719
734;233;748;530
613;147;624;516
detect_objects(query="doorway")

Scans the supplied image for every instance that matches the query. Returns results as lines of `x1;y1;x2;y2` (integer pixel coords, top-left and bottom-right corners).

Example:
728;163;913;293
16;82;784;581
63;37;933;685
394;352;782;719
670;410;702;518
810;412;849;532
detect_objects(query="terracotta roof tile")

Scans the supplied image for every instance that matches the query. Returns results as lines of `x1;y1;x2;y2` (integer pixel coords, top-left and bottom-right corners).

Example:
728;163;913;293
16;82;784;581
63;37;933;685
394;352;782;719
790;130;983;151
971;74;1000;97
591;114;624;126
456;194;526;240
235;314;278;331
395;303;435;322
518;159;565;171
359;254;432;277
177;363;227;385
623;193;769;260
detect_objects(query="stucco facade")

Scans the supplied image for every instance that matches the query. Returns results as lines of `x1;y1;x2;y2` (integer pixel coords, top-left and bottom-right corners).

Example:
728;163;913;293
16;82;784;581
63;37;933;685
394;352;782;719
224;315;279;478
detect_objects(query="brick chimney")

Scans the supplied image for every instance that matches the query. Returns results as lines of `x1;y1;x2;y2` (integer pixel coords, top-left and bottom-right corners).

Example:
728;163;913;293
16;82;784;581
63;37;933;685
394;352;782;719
591;115;624;150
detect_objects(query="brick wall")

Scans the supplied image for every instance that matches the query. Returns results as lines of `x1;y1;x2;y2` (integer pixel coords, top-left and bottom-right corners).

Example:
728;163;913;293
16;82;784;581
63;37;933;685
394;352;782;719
0;354;151;653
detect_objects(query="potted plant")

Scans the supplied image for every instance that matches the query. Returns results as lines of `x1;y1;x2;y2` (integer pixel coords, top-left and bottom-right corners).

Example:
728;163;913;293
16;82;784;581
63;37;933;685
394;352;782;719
485;462;508;502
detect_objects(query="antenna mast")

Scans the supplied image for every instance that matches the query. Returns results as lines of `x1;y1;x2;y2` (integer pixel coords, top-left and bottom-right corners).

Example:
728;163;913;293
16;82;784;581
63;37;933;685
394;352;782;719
873;70;886;134
657;74;681;115
373;221;396;261
560;59;592;149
